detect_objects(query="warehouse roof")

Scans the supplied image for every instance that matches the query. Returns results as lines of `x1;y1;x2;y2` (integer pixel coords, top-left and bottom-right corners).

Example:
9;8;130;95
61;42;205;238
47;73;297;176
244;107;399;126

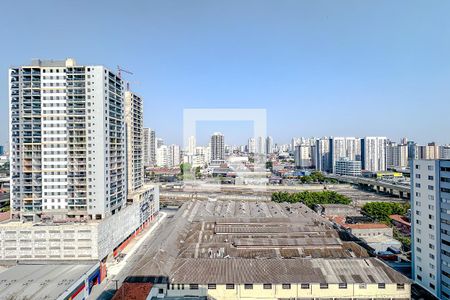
169;258;410;284
0;263;95;299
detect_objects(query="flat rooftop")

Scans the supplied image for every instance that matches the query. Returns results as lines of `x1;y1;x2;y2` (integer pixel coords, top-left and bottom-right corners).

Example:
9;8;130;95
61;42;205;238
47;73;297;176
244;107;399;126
0;263;95;299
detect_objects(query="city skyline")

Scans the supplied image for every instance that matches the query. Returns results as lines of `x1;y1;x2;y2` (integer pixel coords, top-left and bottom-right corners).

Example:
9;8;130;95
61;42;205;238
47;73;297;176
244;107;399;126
1;1;450;146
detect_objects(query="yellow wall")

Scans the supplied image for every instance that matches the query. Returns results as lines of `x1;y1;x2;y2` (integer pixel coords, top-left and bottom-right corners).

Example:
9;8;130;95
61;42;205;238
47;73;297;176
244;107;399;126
163;283;411;299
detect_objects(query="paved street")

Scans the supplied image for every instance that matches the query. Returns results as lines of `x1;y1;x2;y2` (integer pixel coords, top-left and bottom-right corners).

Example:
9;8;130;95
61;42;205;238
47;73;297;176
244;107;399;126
89;208;179;300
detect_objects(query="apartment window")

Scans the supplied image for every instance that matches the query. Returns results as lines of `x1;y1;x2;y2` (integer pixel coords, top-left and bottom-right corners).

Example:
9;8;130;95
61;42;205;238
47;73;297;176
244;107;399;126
428;165;434;171
417;275;422;281
378;283;386;289
430;273;436;279
282;284;291;289
189;284;198;290
301;283;310;289
428;185;434;191
244;284;253;290
359;283;367;289
430;253;435;260
226;284;234;290
397;283;405;290
428;175;434;180
263;284;272;289
430;283;435;290
416;165;420;169
207;284;216;290
158;288;163;294
320;283;328;289
339;283;347;289
429;243;435;250
416;174;421;179
416;183;421;188
428;205;434;210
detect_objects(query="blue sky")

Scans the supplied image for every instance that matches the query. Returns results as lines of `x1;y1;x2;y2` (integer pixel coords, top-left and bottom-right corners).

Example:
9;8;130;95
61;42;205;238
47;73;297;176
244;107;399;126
1;0;450;146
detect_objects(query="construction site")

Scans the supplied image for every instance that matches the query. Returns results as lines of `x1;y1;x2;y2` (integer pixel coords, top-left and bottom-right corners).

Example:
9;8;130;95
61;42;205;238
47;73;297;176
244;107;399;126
118;199;410;300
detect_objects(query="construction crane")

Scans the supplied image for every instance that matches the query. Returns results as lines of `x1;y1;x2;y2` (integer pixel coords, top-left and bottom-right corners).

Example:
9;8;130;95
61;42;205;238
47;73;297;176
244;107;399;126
117;65;133;78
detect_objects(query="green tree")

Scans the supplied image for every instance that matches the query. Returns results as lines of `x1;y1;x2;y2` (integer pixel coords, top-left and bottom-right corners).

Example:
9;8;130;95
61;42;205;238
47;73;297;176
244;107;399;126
362;202;408;222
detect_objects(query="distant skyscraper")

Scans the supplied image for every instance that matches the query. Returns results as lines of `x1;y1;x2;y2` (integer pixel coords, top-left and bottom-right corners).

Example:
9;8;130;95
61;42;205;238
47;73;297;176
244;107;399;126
186;136;196;155
143;128;156;166
210;132;225;164
156;138;164;149
248;138;256;154
265;136;273;155
440;145;450;159
361;137;387;172
168;144;181;167
330;137;361;173
156;145;169;167
411;159;450;299
0;145;4;156
9;59;126;221
257;136;265;155
315;138;331;173
294;145;313;168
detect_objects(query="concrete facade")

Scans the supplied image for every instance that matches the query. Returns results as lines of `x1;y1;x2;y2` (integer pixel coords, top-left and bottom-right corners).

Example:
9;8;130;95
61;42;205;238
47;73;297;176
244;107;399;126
0;185;159;261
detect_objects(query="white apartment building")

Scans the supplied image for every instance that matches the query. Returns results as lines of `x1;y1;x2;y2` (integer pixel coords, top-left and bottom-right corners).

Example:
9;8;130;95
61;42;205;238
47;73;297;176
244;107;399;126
186;135;196;155
143;128;156;166
330;137;361;173
156;145;169;167
411;159;450;299
315;137;331;173
247;138;256;154
361;137;387;172
125;91;144;191
9;59;126;221
335;157;362;177
294;144;313;168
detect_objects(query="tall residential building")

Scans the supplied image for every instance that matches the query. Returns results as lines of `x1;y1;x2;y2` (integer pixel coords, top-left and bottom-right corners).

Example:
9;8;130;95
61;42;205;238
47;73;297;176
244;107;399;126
247;138;256;154
156;145;169;167
210;132;224;164
361;137;387;172
143;128;156;166
9;59;126;221
418;143;440;160
441;145;450;159
330;137;361;173
265;136;273;155
411;159;450;299
168;144;181;168
315;138;331;173
125;91;143;191
257;136;265;155
156;138;164;149
387;142;409;169
0;145;4;156
186;135;196;155
294;145;313;168
408;141;418;161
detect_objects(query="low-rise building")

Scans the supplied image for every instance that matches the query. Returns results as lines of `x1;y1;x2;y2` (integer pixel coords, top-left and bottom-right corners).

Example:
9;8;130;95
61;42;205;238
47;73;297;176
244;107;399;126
0;186;159;261
335;157;362;176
